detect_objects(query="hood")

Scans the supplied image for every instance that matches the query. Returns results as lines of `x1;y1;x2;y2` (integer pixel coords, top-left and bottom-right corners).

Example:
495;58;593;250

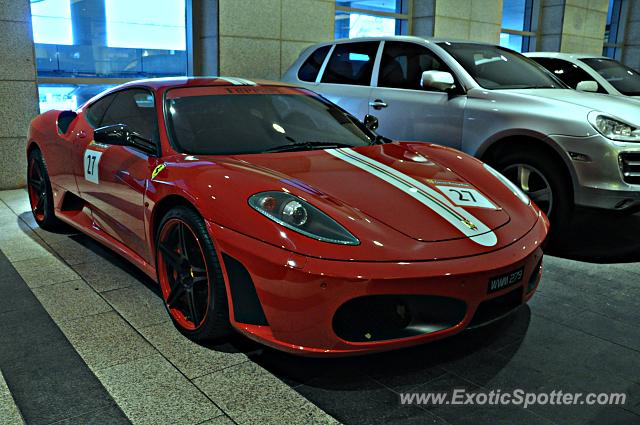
231;143;511;244
504;88;640;126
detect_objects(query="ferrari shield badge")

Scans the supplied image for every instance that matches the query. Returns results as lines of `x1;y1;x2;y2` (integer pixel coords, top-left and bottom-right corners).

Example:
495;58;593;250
152;163;167;179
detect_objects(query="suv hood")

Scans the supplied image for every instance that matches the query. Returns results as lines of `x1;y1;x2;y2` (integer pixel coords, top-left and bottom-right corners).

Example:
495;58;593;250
505;88;640;125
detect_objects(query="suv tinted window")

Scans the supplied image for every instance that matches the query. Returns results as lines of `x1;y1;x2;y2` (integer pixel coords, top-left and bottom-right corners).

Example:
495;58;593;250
298;45;331;82
379;42;451;90
439;43;561;90
532;58;605;92
100;89;158;142
86;93;116;127
321;42;379;86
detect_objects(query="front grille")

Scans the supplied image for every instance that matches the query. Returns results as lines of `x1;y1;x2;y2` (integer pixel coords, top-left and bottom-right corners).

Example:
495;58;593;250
619;153;640;184
333;295;466;342
468;287;523;329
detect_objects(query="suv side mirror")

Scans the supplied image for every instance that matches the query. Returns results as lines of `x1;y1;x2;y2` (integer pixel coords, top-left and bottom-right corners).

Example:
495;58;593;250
421;70;455;92
94;124;156;154
363;114;379;131
576;80;598;93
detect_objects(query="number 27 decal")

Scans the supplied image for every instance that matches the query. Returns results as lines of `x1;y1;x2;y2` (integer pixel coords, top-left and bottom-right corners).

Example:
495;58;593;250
84;149;103;184
435;185;497;209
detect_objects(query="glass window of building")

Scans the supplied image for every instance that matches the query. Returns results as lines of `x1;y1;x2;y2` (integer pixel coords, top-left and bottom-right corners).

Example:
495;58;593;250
335;1;410;39
30;0;188;112
500;0;540;53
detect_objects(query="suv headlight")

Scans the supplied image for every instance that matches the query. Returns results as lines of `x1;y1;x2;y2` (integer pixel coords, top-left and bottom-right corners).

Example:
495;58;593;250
483;164;531;205
248;191;360;245
588;111;640;142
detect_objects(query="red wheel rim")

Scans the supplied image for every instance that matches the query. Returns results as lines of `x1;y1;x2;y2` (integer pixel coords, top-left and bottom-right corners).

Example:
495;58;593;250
27;157;47;221
157;219;211;331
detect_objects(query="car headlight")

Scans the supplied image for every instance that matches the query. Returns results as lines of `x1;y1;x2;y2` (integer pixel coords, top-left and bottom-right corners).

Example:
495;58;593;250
248;191;360;245
483;163;531;205
588;111;640;142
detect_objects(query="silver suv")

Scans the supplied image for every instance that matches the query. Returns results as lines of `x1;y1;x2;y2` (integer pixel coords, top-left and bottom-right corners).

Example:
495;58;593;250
283;36;640;225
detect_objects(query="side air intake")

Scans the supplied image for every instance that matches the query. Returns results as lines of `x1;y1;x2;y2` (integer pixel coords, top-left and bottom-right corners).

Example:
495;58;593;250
222;253;268;326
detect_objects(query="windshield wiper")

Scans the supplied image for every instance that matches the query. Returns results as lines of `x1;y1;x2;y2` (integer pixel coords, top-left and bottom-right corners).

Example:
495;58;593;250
263;141;355;153
374;134;392;144
517;85;558;89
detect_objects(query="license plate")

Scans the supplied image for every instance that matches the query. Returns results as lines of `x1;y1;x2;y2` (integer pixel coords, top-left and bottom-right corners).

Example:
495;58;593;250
488;267;524;293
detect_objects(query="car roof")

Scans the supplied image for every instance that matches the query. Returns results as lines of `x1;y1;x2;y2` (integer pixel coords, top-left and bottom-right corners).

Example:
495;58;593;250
115;76;300;91
525;52;609;61
315;35;496;46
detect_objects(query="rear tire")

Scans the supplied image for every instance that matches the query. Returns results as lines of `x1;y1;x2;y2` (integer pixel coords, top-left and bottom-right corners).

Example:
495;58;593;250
27;149;62;230
491;147;572;231
155;206;231;341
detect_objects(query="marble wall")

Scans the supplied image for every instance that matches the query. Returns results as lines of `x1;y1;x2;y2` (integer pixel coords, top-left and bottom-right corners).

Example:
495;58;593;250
621;0;640;70
412;0;503;44
0;0;38;189
540;0;608;55
214;0;334;80
559;0;609;55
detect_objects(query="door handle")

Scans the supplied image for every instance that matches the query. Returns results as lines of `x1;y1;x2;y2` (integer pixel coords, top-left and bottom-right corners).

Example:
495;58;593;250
77;130;87;139
369;99;388;110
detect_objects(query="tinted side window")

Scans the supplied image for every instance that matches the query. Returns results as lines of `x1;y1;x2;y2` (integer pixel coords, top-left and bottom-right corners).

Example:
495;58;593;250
321;42;379;86
298;45;331;82
101;89;158;142
86;93;116;127
379;42;451;90
532;58;605;92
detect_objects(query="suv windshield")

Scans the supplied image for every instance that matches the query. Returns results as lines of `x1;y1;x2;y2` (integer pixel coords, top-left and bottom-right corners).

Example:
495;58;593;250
165;86;373;155
581;58;640;96
438;42;562;90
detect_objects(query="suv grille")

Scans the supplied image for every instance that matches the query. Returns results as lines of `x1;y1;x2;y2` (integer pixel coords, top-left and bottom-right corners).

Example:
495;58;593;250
620;153;640;184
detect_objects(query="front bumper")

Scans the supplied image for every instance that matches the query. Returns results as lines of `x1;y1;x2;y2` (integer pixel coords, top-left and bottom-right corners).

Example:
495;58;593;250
551;134;640;211
207;216;548;356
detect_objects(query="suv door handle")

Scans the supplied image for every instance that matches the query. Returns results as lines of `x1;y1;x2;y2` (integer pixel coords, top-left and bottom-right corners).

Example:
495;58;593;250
77;130;87;139
369;99;388;110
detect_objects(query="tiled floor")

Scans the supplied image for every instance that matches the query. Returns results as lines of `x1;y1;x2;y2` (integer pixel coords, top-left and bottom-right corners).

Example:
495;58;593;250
0;370;24;425
1;188;640;424
0;189;336;425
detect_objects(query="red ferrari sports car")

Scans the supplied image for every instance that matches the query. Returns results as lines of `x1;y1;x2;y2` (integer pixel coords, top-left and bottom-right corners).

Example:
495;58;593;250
27;77;548;356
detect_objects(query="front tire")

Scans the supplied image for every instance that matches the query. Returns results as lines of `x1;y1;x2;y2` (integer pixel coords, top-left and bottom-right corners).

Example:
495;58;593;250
155;206;231;341
492;147;572;230
27;149;61;230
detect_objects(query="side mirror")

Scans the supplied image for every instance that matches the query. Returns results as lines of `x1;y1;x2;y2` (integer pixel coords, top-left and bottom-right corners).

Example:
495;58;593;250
576;80;598;93
421;70;455;92
363;114;379;131
94;124;156;154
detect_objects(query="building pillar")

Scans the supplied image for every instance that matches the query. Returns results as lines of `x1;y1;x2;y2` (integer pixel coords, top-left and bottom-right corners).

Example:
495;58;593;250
412;0;503;44
0;0;38;189
71;0;107;75
539;0;608;55
620;0;640;70
200;0;334;80
538;1;563;51
561;0;608;54
188;0;219;76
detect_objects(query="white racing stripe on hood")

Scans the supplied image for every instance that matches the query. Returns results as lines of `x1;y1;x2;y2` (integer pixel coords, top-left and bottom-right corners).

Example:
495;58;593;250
326;148;498;247
220;77;257;86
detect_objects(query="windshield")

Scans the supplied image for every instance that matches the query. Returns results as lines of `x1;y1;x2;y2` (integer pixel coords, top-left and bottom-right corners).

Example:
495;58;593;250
581;58;640;96
165;86;373;155
438;42;562;90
